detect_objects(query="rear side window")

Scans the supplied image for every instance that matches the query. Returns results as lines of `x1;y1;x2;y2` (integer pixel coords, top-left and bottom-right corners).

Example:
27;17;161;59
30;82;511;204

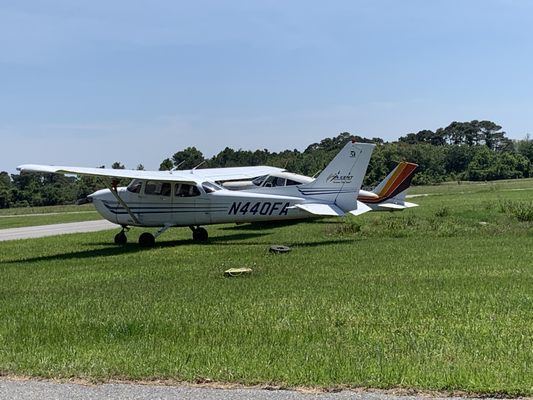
145;181;172;196
175;183;200;197
286;179;301;186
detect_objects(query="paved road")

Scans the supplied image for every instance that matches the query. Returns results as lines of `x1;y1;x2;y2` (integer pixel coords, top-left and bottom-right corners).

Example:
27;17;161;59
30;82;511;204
0;379;499;400
0;220;117;241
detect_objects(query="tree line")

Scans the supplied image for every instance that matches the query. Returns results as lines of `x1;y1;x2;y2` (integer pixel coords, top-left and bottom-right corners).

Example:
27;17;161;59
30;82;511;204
2;120;533;208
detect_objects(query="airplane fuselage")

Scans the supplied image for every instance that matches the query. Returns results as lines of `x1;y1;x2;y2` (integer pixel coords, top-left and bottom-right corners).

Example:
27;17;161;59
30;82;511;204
89;184;311;228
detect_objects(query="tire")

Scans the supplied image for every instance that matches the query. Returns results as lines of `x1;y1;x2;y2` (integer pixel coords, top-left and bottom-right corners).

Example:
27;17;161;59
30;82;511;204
114;232;127;245
193;227;208;242
138;232;155;247
269;245;291;254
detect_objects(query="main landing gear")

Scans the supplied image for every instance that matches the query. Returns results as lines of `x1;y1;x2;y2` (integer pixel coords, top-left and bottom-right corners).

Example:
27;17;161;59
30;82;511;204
113;225;209;247
190;226;209;242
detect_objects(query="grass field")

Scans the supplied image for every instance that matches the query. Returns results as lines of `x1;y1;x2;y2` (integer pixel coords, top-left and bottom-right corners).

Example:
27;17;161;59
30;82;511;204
0;181;532;395
0;204;101;229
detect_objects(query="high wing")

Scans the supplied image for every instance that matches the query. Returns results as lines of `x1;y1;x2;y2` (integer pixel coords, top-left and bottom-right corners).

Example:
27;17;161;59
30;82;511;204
16;164;198;182
16;164;285;183
187;166;286;182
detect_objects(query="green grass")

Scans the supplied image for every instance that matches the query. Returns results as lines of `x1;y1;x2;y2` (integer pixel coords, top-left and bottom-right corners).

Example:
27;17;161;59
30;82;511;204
0;182;532;395
0;204;101;229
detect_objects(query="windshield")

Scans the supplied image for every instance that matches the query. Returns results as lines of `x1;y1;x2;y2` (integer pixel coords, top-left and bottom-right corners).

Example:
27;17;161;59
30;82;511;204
252;175;267;186
126;179;143;193
202;181;223;193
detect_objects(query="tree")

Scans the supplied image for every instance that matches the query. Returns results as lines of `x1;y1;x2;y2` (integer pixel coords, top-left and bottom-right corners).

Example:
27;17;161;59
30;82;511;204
516;135;533;164
477;120;506;151
442;121;480;146
111;162;125;169
159;158;173;171
0;171;12;208
171;147;205;169
445;145;474;178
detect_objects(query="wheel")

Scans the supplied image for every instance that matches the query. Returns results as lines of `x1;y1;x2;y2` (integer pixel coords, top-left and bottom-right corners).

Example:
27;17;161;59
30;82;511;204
269;245;291;254
139;232;155;247
114;231;127;245
192;227;208;242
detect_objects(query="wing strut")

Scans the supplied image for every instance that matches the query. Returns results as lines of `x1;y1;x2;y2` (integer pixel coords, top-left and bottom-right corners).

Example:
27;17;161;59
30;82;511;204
102;179;141;225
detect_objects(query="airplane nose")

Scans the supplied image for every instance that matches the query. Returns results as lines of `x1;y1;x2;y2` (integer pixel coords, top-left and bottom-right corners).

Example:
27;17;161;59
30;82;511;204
89;188;112;200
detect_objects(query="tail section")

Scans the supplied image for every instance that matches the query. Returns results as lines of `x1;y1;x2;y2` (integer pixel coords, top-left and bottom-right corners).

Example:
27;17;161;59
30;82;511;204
358;161;418;210
299;141;375;213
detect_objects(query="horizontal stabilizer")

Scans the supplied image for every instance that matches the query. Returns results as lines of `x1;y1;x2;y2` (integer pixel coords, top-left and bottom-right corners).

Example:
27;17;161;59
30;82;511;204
349;201;372;216
377;203;407;210
295;203;345;216
377;201;419;210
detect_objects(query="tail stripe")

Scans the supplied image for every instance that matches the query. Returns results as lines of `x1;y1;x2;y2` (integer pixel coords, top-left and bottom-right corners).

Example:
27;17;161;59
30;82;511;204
359;162;417;203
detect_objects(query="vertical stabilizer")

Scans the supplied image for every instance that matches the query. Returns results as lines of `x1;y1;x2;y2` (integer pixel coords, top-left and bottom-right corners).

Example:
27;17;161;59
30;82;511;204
371;161;418;200
299;141;375;212
356;161;418;210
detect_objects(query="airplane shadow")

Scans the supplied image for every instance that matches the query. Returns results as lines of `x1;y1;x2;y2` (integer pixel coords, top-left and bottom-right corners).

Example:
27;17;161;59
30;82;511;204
7;231;270;264
220;218;338;231
8;230;355;265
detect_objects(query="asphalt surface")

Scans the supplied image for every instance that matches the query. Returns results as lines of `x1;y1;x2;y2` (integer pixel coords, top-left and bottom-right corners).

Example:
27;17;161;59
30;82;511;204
0;379;498;400
0;220;117;241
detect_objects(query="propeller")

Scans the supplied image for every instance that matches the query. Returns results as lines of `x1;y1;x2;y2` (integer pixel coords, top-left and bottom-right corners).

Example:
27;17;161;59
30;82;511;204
76;196;93;205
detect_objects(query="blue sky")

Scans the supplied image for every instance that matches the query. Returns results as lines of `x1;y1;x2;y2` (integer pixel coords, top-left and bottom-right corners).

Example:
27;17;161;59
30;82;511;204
1;0;533;173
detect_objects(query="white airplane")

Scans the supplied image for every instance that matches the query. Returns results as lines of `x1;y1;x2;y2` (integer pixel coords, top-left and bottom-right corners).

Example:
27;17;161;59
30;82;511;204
17;141;375;247
222;161;419;211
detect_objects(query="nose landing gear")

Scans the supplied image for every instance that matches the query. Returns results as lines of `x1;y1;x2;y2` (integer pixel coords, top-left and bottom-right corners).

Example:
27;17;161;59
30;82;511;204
114;227;129;245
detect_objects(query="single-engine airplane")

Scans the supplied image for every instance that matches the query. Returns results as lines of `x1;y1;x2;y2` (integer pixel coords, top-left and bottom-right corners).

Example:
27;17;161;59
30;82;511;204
18;141;375;247
223;161;419;211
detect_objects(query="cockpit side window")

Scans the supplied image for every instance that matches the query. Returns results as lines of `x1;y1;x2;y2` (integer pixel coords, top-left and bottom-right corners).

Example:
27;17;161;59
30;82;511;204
127;179;143;193
263;176;276;187
263;175;286;187
202;181;223;193
274;177;286;187
145;181;171;196
175;183;201;197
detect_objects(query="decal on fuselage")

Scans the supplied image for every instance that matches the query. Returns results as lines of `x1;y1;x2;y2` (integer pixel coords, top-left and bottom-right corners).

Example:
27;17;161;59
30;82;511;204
229;201;290;216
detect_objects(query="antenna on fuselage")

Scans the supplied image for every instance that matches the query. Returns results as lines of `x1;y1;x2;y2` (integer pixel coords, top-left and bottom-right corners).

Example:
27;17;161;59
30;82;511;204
171;161;185;171
190;160;206;173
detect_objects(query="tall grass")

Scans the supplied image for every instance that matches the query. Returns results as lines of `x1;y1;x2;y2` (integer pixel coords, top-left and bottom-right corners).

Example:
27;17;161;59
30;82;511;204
499;199;533;222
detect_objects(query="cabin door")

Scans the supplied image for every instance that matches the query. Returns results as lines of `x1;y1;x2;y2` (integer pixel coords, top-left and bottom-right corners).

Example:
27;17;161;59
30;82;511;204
138;180;173;226
173;182;204;226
